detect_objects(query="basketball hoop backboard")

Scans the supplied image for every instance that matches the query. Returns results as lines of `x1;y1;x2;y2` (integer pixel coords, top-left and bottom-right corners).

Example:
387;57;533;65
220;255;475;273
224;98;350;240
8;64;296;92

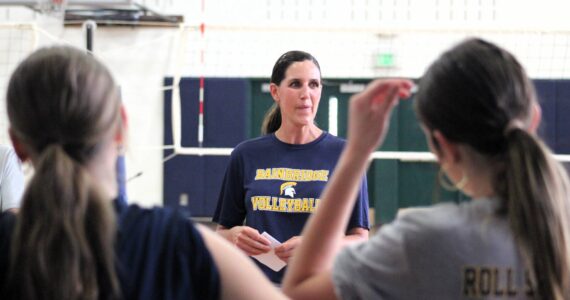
0;0;182;26
0;0;133;15
0;0;133;5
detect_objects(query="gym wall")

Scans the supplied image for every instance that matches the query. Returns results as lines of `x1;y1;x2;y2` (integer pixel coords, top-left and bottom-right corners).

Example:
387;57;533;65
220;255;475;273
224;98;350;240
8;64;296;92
163;77;568;223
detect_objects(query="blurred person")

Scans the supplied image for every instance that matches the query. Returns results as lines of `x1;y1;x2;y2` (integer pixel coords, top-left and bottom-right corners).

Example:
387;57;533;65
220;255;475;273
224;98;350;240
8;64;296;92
0;45;286;300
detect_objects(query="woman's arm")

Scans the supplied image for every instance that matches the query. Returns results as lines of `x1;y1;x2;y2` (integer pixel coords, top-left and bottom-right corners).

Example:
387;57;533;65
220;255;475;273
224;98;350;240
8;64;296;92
282;79;413;299
198;225;288;300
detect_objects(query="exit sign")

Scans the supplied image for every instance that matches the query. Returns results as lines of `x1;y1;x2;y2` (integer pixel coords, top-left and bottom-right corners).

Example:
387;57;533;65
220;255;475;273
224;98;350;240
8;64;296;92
375;53;395;68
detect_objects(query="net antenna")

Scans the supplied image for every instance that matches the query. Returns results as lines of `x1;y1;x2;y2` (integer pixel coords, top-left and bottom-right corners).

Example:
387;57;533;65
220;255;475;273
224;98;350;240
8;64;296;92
38;0;67;17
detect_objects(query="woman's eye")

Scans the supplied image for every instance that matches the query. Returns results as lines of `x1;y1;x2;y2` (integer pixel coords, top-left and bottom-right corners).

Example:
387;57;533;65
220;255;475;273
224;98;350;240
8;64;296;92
310;81;320;88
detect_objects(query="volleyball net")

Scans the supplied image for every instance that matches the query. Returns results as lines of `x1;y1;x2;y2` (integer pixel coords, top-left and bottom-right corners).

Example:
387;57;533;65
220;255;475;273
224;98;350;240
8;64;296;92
3;22;570;164
167;25;570;163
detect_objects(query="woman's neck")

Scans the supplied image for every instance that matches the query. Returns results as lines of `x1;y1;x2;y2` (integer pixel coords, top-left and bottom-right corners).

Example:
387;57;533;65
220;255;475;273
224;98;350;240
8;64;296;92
86;141;119;201
275;124;323;145
458;146;496;199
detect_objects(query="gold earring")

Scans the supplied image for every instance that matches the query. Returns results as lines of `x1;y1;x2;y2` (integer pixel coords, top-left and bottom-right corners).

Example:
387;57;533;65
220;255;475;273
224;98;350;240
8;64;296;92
438;168;468;191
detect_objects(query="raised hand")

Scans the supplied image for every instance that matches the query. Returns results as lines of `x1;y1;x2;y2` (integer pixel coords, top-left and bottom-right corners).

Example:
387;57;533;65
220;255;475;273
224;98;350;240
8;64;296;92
346;79;413;156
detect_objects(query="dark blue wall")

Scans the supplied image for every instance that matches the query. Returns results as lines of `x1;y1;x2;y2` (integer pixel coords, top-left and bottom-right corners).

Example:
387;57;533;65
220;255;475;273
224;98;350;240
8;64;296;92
163;78;250;217
163;78;570;220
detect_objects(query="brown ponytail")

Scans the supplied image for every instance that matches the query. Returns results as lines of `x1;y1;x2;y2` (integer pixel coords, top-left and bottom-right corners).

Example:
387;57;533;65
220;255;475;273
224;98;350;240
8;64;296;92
497;129;570;299
6;145;120;299
261;104;281;134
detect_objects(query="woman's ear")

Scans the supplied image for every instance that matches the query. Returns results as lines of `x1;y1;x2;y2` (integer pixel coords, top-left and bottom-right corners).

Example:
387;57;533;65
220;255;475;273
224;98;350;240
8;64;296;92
269;83;280;103
115;105;128;145
432;130;461;166
529;103;542;134
9;128;29;162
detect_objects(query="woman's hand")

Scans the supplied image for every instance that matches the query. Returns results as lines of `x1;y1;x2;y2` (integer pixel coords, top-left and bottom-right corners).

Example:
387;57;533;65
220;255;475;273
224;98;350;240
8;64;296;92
228;226;272;256
274;236;302;263
346;79;413;156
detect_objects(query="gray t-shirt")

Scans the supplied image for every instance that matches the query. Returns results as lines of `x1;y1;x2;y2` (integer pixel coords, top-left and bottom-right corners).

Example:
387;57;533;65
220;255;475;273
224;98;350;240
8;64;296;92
333;198;533;299
0;145;24;212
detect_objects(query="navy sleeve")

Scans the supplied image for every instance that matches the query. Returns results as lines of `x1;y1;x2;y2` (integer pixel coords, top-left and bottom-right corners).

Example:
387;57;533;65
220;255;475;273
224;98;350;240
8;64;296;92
347;174;370;231
116;206;220;300
181;220;221;300
0;212;16;290
212;149;246;228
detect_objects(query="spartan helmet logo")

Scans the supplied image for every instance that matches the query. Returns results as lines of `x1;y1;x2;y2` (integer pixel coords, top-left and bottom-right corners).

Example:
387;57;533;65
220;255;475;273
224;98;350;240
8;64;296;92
280;182;297;198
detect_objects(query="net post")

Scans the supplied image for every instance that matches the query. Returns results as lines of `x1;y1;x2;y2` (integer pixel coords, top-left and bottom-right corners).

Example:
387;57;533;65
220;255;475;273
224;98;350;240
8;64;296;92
82;19;96;53
37;0;67;18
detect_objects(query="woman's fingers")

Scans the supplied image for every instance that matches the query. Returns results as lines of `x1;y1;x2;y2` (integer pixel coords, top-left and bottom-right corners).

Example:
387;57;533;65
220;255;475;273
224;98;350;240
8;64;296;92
233;226;271;255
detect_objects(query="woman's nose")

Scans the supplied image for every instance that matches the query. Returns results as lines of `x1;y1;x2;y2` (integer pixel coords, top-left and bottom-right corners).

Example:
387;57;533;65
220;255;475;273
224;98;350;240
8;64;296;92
299;85;310;99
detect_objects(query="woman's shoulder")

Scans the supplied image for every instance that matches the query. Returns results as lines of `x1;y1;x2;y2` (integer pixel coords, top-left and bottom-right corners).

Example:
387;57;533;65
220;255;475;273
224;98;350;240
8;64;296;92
114;202;220;299
321;132;346;146
114;201;206;256
396;199;499;227
114;203;213;268
386;198;502;244
232;134;277;153
116;203;194;236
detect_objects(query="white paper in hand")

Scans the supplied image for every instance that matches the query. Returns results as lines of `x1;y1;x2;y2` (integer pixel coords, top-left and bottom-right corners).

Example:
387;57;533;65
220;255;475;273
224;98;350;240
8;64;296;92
251;232;287;272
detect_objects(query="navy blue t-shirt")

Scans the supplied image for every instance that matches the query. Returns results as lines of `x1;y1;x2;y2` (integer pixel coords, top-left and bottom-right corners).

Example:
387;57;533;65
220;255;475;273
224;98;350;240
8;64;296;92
213;132;369;283
0;198;220;300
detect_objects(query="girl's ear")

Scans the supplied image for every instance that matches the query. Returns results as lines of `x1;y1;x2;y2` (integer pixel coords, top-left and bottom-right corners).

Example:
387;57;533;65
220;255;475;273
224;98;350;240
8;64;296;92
9;128;29;162
115;105;128;144
529;103;542;134
432;130;462;166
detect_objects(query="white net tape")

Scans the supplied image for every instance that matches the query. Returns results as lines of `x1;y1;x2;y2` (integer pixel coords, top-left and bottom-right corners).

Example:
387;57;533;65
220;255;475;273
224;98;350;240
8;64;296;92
171;146;570;163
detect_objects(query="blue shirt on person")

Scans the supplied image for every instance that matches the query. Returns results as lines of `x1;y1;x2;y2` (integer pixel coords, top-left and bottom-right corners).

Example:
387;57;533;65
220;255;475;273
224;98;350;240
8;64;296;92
213;132;369;283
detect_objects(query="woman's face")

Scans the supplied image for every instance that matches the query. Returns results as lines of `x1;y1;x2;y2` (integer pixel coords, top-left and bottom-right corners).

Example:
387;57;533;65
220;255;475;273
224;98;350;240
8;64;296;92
272;60;322;128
